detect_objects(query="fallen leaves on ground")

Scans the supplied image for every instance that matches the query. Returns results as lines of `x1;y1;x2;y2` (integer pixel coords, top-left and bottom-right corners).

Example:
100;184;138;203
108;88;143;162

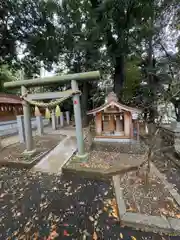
103;198;119;220
93;231;98;240
126;206;137;213
63;230;69;237
120;232;123;238
32;232;39;240
89;216;95;222
80;163;90;168
121;170;180;218
47;230;59;239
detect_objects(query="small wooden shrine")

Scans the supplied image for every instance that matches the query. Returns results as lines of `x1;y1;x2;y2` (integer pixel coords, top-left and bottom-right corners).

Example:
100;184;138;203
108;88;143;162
87;92;142;140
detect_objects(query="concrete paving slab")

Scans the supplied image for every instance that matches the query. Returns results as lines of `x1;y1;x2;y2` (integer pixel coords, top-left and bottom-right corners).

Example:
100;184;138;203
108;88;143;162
112;175;126;217
122;212;172;234
32;136;77;174
168;217;180;234
151;163;180;206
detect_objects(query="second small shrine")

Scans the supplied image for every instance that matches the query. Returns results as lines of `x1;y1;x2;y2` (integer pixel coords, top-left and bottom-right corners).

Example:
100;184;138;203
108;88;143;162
87;92;142;140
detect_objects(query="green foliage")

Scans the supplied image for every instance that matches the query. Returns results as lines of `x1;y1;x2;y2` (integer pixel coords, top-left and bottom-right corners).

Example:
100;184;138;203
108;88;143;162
122;59;141;103
0;65;17;93
88;0;153;94
0;0;62;76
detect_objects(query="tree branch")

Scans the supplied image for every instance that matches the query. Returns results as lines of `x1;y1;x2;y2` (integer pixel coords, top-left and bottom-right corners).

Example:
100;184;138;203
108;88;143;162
158;41;175;81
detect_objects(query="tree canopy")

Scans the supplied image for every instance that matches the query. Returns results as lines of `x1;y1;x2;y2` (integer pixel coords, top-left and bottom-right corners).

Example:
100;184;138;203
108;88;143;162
0;0;180;121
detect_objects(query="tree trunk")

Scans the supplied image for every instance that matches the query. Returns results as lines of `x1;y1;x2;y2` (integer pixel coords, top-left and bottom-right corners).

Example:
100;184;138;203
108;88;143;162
147;36;154;87
147;7;156;123
81;81;89;127
113;56;125;98
173;100;180;122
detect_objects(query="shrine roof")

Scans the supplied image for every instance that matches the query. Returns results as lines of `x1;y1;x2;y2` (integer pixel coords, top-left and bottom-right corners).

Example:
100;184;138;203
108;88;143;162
0;93;22;104
87;92;141;115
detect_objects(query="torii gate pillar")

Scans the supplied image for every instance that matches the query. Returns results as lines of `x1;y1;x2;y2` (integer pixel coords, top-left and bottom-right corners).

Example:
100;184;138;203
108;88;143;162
21;86;34;152
71;80;88;160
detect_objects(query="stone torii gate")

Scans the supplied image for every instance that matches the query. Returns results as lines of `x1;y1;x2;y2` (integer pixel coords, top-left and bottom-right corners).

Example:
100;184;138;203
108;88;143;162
4;71;100;161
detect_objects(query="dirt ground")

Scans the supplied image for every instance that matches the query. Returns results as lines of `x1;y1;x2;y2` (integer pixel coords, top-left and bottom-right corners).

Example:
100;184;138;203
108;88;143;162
65;140;146;171
142;131;180;195
120;169;180;218
0;134;66;163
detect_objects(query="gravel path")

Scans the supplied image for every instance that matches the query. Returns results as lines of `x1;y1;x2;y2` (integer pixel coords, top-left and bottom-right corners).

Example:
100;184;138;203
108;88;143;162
0;167;179;239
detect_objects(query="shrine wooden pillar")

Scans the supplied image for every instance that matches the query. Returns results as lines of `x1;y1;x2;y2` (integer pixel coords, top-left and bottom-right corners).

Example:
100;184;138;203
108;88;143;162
124;112;130;137
108;114;116;132
129;113;134;139
116;115;123;132
124;112;134;138
136;121;140;141
95;112;102;135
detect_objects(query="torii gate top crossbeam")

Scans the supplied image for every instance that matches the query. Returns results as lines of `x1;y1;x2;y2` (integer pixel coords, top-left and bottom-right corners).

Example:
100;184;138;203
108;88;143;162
26;90;75;101
4;71;100;89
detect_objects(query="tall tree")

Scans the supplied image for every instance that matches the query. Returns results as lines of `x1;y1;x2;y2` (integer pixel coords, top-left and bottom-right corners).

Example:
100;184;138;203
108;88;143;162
88;0;153;98
133;0;180;122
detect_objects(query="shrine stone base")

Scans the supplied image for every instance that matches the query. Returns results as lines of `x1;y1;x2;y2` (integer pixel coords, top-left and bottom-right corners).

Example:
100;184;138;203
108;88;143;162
74;152;89;162
92;140;147;154
22;149;37;156
94;137;136;143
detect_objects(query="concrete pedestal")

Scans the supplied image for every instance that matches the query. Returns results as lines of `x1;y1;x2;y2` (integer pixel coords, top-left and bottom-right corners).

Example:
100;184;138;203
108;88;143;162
17;115;25;143
74;152;89;162
56;116;60;125
60;114;64;127
51;109;57;130
36;116;43;136
66;111;70;125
